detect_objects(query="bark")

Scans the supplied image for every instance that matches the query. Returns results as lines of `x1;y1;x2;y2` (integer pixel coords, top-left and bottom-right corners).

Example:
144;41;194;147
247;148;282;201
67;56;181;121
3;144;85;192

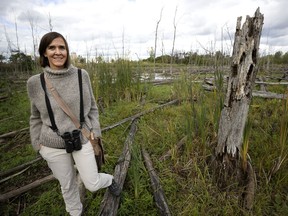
241;161;256;210
0;166;30;184
256;81;288;85
0;175;55;202
0;127;29;139
252;91;287;99
159;136;187;161
142;148;172;216
0;156;41;178
101;99;179;132
203;84;286;99
212;8;264;210
216;8;264;156
98;119;138;216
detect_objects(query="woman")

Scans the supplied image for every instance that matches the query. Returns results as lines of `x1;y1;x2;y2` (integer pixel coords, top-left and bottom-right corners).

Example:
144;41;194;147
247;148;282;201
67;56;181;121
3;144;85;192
27;32;120;216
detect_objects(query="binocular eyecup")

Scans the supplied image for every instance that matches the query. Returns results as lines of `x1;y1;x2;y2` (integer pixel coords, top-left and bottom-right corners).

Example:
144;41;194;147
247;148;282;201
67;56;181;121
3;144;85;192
62;129;82;153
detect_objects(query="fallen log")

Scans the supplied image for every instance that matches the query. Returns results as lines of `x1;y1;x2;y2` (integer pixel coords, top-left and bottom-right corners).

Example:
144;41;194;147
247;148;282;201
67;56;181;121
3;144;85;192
252;91;287;99
0;166;31;184
255;81;288;85
0;156;42;178
0;127;29;139
159;136;187;161
0;174;55;202
142;148;171;216
202;85;287;99
101;99;179;132
98;119;139;216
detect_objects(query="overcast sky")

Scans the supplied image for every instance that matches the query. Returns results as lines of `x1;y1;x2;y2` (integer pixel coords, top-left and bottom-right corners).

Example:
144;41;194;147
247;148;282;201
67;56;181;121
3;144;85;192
0;0;287;60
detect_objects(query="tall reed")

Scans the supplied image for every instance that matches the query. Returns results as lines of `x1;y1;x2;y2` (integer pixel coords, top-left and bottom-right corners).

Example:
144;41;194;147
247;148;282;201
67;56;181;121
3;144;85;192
241;118;252;172
89;60;144;107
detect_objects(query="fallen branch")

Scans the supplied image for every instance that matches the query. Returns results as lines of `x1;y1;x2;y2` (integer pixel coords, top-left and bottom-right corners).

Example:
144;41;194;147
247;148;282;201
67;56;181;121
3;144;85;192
255;81;288;85
98;118;139;216
0;157;42;178
252;91;287;99
142;148;171;216
0;175;55;202
0;127;29;139
0;166;31;184
159;136;187;161
203;84;287;99
101;99;179;132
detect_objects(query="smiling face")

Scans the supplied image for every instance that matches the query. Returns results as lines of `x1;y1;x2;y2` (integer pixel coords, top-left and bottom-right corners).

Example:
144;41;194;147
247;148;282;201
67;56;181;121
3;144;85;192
44;37;68;70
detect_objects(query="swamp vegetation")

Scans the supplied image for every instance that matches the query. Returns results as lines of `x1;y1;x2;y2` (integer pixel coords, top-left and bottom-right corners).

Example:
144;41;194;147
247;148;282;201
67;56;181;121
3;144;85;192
0;57;287;215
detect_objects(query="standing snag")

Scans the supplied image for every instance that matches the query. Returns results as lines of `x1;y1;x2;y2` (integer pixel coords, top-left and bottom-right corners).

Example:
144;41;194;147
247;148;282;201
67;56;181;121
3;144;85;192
212;8;264;210
216;8;264;156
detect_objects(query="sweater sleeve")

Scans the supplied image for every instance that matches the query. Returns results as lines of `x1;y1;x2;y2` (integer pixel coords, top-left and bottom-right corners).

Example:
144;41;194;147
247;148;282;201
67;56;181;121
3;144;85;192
27;76;42;151
29;103;42;151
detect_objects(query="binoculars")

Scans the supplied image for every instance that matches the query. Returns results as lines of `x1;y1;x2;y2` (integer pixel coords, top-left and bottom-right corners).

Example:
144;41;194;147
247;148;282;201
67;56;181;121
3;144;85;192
62;130;82;153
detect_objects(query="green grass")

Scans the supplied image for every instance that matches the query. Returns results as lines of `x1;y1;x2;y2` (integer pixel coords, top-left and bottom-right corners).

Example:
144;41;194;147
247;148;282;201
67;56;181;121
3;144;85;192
0;87;30;134
0;65;287;215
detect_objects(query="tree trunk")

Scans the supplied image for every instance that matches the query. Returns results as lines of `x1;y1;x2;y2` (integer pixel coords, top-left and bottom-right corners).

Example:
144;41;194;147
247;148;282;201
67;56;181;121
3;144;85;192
0;175;55;202
216;8;264;156
213;8;264;210
142;148;171;216
98;119;138;216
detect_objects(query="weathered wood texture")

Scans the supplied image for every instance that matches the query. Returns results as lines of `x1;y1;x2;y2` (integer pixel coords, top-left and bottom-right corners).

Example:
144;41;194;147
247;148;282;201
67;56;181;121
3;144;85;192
142;148;172;216
0;175;55;202
159;136;187;161
0;156;41;178
216;8;264;156
101;99;179;133
98;119;138;216
0;127;29;139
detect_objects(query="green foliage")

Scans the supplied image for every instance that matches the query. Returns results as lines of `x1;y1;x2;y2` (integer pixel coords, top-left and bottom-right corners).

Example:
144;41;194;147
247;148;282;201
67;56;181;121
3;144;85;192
261;50;288;64
0;52;35;72
89;60;146;107
0;88;30;134
21;184;67;216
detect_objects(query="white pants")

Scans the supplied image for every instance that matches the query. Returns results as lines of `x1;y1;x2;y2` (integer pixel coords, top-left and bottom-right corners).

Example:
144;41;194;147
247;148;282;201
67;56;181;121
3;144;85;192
39;141;113;216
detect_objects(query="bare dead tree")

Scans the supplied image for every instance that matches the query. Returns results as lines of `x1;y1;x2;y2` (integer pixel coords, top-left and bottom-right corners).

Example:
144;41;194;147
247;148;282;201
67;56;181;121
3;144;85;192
161;34;165;73
122;27;125;59
4;25;12;54
211;8;264;210
14;15;20;52
48;12;53;32
170;6;178;74
154;7;164;72
26;11;38;61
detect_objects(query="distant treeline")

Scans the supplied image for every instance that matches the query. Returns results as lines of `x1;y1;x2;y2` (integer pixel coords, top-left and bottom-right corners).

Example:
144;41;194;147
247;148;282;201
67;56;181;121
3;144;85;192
0;50;287;73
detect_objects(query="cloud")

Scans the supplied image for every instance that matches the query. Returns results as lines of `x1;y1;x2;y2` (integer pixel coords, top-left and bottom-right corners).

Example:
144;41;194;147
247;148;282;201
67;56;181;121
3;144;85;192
0;0;288;60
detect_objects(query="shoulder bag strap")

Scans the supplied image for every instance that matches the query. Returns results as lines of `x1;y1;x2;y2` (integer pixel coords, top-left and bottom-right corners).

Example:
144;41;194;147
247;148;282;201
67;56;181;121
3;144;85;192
78;68;85;124
40;73;59;133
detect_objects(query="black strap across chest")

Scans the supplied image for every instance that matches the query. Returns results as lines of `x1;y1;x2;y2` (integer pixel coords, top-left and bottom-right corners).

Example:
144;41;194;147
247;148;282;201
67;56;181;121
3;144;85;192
40;68;84;133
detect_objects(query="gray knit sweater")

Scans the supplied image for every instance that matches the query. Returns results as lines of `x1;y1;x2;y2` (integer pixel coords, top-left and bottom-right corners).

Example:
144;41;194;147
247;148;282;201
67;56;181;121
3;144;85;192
27;65;101;151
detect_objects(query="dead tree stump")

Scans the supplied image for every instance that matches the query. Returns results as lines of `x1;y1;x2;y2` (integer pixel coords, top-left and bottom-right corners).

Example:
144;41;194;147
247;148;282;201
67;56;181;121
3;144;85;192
212;8;264;210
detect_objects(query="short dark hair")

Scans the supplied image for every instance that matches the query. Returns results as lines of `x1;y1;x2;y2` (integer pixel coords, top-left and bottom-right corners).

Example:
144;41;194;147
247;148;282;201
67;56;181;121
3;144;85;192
38;32;70;68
